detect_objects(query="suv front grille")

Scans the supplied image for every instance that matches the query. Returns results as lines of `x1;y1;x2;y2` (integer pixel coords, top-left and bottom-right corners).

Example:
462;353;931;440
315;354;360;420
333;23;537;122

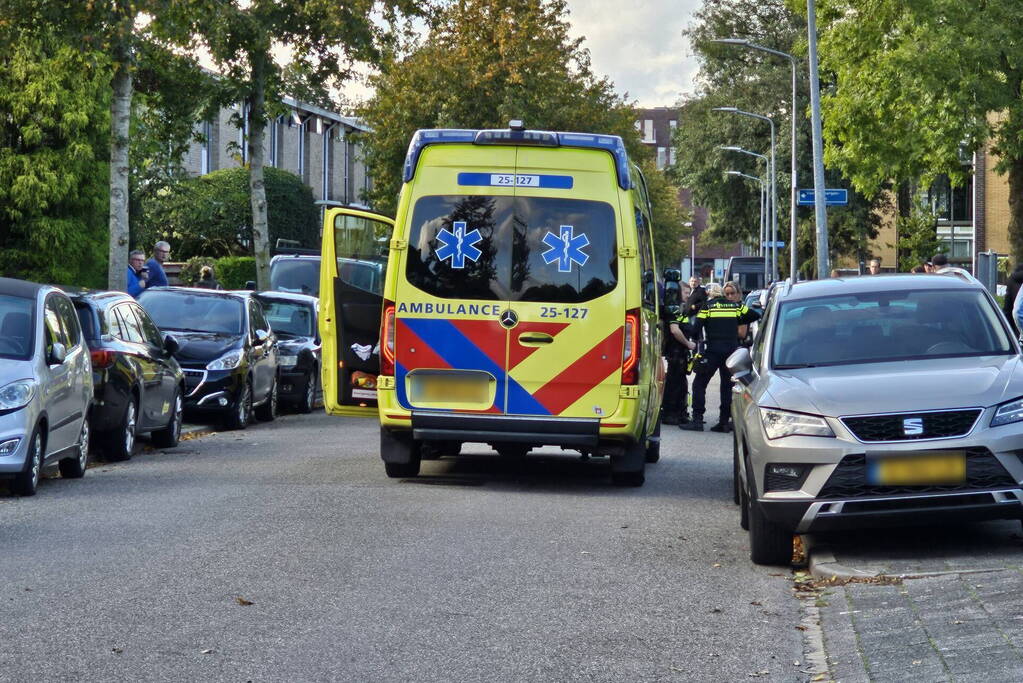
841;409;981;442
817;449;1016;499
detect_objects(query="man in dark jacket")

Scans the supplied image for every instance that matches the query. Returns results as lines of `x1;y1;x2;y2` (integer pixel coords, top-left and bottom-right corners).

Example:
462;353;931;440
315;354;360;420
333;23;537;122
685;276;707;318
1005;264;1023;336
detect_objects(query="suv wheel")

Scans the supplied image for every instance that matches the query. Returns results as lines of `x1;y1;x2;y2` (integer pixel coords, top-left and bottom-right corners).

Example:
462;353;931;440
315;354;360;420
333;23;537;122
59;416;90;478
12;428;44;496
732;434;741;505
151;390;183;448
747;473;793;565
104;397;137;461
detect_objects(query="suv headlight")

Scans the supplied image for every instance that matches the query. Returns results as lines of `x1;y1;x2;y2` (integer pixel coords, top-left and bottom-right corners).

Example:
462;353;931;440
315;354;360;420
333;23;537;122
0;380;36;411
279;354;298;368
760;407;835;440
991;397;1023;427
207;351;243;371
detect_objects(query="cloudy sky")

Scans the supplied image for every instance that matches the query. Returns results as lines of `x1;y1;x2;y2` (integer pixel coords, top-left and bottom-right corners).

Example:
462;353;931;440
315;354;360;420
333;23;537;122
565;0;704;107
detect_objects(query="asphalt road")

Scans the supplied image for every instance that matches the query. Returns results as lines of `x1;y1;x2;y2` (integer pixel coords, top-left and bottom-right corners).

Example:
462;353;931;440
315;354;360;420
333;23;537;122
0;407;808;682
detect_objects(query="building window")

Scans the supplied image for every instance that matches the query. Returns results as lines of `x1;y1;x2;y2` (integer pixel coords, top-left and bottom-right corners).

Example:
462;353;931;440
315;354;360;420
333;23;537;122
643;119;654;143
238;102;249;165
268;117;281;168
322;121;335;201
200;120;212;175
937;225;974;260
656;147;667;169
297;117;306;178
669;120;677;130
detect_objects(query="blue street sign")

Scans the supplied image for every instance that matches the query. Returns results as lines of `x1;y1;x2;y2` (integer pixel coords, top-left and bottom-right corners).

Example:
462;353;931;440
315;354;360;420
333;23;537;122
761;241;786;248
798;188;849;206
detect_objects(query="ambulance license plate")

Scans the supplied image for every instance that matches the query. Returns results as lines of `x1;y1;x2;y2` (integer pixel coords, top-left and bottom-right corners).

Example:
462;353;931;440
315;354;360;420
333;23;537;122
866;451;966;486
413;373;489;404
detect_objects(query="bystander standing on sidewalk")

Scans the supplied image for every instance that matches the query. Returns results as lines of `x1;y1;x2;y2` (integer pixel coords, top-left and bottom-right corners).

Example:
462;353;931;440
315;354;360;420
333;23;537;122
196;265;221;290
126;250;148;298
145;241;171;288
1004;263;1023;335
867;258;881;274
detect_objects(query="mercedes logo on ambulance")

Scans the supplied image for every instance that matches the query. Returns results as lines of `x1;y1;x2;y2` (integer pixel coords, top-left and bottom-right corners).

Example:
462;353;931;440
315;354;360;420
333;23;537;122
500;309;519;329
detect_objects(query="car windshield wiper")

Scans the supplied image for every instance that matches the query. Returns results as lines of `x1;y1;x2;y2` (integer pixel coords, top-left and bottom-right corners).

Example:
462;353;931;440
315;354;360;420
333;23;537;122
774;363;821;369
162;327;224;334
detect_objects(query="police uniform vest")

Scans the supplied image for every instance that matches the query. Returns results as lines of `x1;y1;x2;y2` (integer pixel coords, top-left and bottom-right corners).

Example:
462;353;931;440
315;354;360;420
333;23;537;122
692;297;759;347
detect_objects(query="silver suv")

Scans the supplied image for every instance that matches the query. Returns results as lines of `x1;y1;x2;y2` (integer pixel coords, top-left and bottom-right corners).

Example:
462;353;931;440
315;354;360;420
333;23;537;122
0;278;93;496
727;272;1023;564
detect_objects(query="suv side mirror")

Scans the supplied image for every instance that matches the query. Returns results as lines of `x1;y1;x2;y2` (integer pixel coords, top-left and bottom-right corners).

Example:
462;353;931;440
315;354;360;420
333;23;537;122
49;342;67;365
244;280;256;291
726;347;754;386
163;334;179;357
254;328;269;344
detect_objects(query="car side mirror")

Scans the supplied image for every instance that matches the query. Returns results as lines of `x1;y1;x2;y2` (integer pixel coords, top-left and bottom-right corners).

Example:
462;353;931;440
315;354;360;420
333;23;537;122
759;290;769;309
726;346;754;386
49;342;67;365
254;328;269;344
244;280;256;291
163;334;179;357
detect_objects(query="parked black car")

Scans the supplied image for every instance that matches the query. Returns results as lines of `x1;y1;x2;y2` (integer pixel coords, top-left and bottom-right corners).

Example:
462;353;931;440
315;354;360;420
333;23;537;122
64;288;184;460
253;291;320;413
138;288;279;429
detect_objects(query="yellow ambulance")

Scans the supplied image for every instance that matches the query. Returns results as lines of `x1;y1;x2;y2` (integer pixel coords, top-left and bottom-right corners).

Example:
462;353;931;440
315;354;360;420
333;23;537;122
320;122;663;486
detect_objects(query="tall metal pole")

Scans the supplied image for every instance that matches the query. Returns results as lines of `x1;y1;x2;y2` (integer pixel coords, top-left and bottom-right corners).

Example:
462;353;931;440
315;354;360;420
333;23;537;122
761;183;768;284
710;40;800;282
806;0;830;279
768;120;778;282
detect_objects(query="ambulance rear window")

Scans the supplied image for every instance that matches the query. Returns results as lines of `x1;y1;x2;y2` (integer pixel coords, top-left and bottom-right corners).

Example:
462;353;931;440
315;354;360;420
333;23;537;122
405;196;618;303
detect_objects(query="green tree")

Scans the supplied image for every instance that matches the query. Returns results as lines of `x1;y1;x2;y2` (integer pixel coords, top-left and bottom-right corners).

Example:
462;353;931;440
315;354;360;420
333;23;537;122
673;0;882;278
141;166;319;260
637;157;688;266
357;0;686;254
0;30;110;286
893;208;943;273
816;0;1023;259
191;0;422;290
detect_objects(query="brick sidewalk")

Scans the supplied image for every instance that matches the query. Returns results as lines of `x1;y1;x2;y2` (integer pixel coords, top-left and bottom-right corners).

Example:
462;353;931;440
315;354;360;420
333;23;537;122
817;570;1023;681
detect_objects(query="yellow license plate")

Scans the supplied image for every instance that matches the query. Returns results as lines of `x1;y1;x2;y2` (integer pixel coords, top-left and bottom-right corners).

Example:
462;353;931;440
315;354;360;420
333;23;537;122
412;373;489;404
868;452;966;486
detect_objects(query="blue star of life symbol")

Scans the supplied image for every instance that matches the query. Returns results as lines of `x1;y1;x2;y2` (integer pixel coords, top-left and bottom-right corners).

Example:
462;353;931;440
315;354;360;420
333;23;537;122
541;224;589;273
435;220;483;269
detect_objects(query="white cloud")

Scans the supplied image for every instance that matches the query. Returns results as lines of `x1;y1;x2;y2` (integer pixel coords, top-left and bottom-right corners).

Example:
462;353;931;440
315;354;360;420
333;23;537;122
565;0;702;108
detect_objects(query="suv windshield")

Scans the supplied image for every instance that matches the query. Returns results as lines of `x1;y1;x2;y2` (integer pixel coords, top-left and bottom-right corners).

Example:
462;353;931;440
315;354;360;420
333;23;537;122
772;288;1013;368
140;291;244;336
405;195;618;303
261;300;313;337
270;259;320;296
0;294;34;360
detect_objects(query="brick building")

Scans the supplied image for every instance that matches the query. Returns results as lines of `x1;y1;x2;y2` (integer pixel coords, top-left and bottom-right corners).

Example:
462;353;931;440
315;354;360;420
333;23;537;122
635;106;744;281
182;96;373;212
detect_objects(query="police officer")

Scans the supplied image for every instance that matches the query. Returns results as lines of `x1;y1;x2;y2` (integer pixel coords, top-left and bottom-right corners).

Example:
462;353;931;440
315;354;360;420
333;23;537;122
680;282;760;433
662;272;695;425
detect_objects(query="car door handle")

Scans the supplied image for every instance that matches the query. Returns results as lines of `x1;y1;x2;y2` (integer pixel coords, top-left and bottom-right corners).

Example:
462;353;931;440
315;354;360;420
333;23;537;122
518;332;554;345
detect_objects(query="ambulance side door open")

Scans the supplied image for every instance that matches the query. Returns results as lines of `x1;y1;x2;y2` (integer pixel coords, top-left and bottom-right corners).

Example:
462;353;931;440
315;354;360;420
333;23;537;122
319;207;394;417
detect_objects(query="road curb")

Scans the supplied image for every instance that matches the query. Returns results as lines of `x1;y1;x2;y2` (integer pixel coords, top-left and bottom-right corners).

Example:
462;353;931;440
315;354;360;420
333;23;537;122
806;537;1014;581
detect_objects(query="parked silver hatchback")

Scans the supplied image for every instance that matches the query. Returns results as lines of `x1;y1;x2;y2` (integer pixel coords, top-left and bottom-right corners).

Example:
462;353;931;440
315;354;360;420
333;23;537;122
728;271;1023;564
0;277;93;496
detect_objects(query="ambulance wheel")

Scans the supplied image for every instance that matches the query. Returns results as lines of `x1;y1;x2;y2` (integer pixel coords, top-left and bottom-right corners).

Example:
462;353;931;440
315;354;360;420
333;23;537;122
381;428;421;478
385;460;421;478
645;417;661;464
611;441;646;487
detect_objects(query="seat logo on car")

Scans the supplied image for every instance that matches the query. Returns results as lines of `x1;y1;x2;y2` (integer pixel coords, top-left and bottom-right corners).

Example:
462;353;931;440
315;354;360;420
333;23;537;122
542;224;589;273
903;417;924;435
500;309;519;329
436;220;483;269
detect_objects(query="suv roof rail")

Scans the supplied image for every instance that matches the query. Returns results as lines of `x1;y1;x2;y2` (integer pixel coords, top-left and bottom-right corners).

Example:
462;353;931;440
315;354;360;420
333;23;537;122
935;266;982;286
273;247;320;257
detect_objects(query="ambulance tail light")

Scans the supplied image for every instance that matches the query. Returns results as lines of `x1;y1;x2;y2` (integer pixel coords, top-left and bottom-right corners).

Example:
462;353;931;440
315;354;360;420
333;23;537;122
380;301;396;376
622;309;640;385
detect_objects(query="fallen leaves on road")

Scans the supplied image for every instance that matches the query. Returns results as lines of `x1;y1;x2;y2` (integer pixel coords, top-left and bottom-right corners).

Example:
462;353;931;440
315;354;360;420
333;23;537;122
235;596;254;606
111;647;123;654
200;648;216;655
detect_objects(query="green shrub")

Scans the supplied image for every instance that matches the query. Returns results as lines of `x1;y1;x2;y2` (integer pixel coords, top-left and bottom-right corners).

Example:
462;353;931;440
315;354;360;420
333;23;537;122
139;166;320;260
214;256;256;290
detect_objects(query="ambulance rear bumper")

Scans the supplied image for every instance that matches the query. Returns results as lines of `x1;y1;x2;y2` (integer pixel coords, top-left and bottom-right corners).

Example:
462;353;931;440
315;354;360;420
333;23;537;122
411;412;600;447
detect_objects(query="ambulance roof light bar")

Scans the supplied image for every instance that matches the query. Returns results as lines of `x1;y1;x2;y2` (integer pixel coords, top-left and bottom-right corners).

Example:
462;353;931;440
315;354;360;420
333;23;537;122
402;126;633;190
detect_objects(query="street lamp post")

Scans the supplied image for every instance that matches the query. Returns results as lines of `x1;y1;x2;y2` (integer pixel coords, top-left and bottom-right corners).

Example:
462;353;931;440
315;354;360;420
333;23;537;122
720;146;769;284
806;0;830;279
712;39;799;283
713;107;778;282
726;171;767;283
